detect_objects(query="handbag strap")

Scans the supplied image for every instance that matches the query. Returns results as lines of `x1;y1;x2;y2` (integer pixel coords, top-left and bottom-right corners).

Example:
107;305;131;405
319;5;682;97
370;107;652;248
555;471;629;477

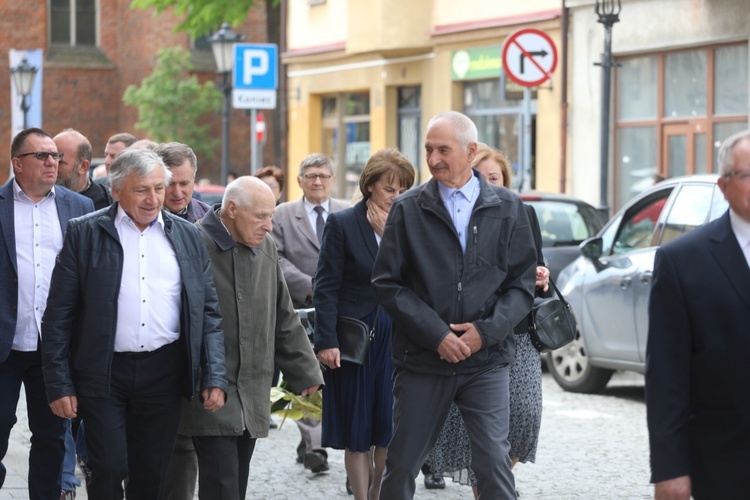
368;304;382;340
547;276;569;308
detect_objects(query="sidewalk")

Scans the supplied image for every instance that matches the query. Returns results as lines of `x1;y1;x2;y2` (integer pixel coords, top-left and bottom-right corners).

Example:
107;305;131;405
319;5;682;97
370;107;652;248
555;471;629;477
1;391;471;499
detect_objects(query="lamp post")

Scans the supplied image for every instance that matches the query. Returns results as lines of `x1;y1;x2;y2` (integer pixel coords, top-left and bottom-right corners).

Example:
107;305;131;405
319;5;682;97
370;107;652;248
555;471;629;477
11;56;38;130
210;22;243;185
594;0;621;222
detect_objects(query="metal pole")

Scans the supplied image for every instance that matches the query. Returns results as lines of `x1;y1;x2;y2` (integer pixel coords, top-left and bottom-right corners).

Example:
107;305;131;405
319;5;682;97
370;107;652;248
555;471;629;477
21;95;29;130
521;87;532;192
250;108;258;175
597;22;614;222
220;73;231;186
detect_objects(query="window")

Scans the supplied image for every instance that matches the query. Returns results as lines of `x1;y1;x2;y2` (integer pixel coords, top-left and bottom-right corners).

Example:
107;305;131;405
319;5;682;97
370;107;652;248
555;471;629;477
321;93;370;200
614;43;748;208
50;0;97;46
398;86;421;181
612;189;672;255
464;79;534;190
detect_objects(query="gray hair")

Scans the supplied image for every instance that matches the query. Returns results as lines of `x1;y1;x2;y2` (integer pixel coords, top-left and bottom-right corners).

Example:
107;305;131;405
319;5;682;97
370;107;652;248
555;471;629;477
222;176;271;209
154;142;198;176
109;149;172;190
297;153;334;177
426;111;478;149
58;128;93;165
717;129;750;177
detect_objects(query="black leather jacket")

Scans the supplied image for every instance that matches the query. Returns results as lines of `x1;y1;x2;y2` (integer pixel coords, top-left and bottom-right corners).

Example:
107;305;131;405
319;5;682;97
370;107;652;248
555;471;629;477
372;171;537;375
42;203;227;402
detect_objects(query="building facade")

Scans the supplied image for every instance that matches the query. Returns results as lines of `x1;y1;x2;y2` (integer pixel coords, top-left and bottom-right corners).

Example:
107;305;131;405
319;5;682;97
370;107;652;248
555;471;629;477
284;0;566;201
1;0;271;185
566;0;749;210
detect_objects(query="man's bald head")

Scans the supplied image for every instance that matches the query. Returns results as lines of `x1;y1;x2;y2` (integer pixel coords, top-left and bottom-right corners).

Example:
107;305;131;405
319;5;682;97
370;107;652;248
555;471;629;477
220;176;277;248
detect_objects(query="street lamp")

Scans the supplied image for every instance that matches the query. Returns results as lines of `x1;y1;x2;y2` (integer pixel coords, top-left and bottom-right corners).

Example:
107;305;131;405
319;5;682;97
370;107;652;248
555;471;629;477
210;22;244;185
11;56;38;130
594;0;621;222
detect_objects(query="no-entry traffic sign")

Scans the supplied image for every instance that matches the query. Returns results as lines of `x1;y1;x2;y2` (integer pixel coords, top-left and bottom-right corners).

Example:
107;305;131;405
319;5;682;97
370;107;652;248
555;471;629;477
502;28;558;87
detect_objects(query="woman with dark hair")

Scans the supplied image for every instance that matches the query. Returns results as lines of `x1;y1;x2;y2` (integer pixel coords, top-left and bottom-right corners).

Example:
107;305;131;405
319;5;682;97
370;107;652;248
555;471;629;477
255;165;285;204
313;148;415;500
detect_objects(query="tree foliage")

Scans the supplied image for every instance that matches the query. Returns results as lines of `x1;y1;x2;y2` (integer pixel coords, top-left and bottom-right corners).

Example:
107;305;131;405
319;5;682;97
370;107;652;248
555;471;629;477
122;47;222;159
130;0;267;37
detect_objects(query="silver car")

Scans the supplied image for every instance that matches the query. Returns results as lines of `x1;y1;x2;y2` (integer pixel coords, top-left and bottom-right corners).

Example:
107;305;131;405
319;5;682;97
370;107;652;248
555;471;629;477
548;175;729;393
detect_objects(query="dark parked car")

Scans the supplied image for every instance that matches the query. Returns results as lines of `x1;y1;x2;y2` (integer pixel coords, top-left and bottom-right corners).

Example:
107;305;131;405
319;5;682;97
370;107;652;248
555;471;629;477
548;175;729;393
521;193;603;281
194;184;226;206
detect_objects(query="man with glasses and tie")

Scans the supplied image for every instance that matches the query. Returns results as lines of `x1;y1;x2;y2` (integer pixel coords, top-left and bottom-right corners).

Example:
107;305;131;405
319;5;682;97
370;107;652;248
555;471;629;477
270;153;349;474
0;128;94;499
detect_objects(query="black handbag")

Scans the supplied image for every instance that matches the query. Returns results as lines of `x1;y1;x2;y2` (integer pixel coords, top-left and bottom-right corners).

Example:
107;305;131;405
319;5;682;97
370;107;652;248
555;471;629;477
528;277;577;353
336;306;381;365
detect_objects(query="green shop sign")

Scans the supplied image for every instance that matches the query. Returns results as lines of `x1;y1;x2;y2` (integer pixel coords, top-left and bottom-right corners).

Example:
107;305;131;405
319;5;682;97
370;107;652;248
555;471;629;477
451;46;502;80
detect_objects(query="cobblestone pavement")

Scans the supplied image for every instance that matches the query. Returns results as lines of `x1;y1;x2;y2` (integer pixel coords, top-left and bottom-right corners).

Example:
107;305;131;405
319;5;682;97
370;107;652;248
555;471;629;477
1;370;651;499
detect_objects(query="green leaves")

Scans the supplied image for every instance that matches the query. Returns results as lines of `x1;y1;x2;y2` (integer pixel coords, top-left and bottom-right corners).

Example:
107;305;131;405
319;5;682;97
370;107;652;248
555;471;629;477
130;0;269;37
270;385;322;429
122;46;221;159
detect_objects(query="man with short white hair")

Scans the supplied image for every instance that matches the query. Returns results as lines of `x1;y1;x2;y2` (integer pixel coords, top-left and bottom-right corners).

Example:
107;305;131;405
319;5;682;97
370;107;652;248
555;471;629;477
373;111;537;498
173;176;323;498
42;149;228;500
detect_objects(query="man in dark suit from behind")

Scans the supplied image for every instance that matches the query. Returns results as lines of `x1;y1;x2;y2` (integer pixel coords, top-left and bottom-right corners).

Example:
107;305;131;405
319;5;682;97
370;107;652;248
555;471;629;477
0;128;94;499
646;129;750;500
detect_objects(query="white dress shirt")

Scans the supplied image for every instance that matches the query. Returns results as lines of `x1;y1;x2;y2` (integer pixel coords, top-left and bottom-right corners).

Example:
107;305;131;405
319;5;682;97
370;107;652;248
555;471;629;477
113;206;181;352
12;180;63;351
729;209;750;269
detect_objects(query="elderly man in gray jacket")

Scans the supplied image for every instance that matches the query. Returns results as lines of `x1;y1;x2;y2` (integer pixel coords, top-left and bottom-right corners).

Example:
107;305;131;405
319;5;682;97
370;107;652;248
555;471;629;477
175;176;324;499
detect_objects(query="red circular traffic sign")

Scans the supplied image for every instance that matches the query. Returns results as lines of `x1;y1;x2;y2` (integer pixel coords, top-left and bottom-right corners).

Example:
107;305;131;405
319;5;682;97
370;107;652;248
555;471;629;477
502;28;558;87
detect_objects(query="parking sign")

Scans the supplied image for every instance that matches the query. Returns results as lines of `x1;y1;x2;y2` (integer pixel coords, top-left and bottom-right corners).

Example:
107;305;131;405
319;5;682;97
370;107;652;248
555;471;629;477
233;43;278;109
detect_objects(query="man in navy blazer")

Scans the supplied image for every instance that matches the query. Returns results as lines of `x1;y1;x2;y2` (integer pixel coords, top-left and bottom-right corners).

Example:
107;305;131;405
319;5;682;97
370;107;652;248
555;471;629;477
0;128;94;498
646;129;750;500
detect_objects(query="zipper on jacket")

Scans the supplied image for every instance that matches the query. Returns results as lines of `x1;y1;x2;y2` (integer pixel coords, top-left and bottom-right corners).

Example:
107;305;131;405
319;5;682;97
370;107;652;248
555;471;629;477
472;225;477;245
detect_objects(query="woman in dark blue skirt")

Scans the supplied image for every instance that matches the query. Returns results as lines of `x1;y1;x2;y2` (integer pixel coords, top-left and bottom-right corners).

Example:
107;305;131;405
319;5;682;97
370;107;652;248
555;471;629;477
313;148;415;500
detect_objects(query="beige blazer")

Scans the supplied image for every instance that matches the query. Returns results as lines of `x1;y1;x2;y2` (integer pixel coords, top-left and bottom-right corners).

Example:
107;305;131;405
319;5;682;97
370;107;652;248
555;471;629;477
271;197;350;307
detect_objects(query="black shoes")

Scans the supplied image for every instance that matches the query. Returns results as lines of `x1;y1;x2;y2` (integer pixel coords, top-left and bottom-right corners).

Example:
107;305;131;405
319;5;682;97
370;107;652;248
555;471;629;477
303;449;329;473
424;473;446;489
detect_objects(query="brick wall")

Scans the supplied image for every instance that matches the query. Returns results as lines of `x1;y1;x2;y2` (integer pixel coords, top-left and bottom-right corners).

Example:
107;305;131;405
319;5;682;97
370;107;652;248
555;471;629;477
1;0;272;184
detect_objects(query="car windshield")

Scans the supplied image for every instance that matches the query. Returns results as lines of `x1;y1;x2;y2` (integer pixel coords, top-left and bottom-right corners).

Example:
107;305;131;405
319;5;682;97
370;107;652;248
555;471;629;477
528;200;600;247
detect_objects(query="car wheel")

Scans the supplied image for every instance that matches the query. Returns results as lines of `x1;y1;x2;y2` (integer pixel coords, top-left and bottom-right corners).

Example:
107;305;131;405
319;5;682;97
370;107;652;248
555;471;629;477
545;335;613;393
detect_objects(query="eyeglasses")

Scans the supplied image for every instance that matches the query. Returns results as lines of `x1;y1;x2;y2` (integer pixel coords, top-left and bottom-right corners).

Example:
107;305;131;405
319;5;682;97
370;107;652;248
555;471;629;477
16;151;64;162
723;169;750;183
303;173;333;182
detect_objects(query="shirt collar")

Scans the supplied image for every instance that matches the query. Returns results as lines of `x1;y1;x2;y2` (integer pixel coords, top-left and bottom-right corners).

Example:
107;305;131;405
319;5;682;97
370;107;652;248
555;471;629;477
437;174;479;204
114;204;164;232
12;177;56;202
303;197;330;214
729;209;750;250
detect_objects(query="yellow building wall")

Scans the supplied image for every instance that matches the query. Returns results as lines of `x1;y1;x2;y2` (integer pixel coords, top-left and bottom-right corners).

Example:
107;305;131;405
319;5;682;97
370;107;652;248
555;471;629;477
285;2;566;195
433;0;561;26
287;0;347;50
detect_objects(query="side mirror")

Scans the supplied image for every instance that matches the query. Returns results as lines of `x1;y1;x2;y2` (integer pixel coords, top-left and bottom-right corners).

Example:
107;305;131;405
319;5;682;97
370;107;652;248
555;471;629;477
580;237;603;259
580;237;605;272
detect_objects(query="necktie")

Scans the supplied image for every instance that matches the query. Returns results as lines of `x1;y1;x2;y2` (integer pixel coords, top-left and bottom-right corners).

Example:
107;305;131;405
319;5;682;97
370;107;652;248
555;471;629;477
314;205;325;245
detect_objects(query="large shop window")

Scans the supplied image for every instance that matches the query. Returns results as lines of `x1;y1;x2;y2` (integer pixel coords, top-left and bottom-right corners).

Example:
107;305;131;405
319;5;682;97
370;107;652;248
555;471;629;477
464;79;536;190
321;93;371;200
398;86;422;182
614;43;748;208
50;0;97;46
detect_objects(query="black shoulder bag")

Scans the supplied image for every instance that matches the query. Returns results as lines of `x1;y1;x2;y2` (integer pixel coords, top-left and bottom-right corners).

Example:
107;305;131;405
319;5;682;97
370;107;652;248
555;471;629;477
528;277;577;353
